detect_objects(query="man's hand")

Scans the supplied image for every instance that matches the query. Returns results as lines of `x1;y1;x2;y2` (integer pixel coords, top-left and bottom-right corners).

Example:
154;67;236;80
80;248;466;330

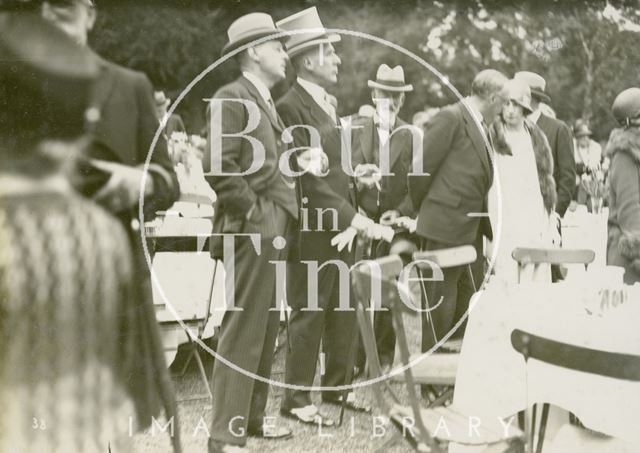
91;159;153;213
365;223;395;242
380;210;400;226
297;147;329;176
331;226;358;252
395;216;417;233
354;163;381;190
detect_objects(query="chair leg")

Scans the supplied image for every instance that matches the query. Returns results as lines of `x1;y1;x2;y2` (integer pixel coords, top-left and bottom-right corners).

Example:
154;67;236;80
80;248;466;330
535;403;550;453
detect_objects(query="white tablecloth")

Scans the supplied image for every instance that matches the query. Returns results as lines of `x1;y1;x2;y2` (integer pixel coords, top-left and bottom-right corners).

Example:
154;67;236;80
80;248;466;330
453;280;640;444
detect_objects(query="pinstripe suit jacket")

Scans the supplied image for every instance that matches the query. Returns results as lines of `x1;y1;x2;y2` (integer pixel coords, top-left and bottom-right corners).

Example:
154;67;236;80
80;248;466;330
204;76;298;257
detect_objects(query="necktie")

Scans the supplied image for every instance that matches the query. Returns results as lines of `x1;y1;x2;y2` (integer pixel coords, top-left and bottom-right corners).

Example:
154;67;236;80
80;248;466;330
324;93;338;123
266;97;278;120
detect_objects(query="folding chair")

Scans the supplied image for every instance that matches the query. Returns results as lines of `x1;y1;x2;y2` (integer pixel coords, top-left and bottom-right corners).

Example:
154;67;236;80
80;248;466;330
510;247;595;451
390;246;480;408
353;250;523;453
511;329;640;453
511;247;595;284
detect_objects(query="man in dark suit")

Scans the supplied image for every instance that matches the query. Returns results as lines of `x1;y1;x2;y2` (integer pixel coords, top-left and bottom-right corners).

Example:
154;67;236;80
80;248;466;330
352;64;419;372
515;71;576;218
202;13;299;453
275;7;389;426
408;69;509;354
40;0;178;220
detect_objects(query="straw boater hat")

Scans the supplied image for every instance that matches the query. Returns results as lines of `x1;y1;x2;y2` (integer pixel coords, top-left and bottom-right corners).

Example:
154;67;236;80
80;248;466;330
221;12;287;56
503;79;533;114
276;7;340;58
514;71;551;104
573;122;593;138
368;64;413;92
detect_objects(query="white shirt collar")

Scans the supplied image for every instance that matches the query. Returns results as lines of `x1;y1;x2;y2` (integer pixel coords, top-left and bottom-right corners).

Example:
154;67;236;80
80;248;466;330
297;77;329;105
242;71;272;104
528;109;542;124
463;97;484;125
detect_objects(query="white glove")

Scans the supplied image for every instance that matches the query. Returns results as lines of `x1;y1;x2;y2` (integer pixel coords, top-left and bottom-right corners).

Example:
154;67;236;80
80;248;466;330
331;226;358;252
365;223;395;243
297;147;329;176
351;212;375;231
395;216;417;233
354;163;382;190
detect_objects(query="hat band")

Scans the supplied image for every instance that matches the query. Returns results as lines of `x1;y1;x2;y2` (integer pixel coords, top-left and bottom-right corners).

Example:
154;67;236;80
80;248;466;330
374;78;409;88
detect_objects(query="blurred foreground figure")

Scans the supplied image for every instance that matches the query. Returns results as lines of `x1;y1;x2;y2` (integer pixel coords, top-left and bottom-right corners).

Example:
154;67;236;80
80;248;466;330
606;87;640;284
0;12;180;453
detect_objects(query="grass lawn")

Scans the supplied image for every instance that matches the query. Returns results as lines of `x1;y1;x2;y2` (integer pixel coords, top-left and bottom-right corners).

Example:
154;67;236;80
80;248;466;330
134;310;426;452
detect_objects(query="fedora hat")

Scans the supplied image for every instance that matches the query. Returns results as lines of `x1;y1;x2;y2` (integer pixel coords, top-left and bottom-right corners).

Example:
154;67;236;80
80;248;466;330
573;121;593;137
514;71;551;104
276;7;340;58
221;12;286;57
503;79;533;114
368;64;413;92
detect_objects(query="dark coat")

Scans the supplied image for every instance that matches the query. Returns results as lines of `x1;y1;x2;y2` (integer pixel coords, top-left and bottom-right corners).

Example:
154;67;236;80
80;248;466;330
408;101;493;245
536;113;576;217
203;76;298;254
606;126;640;284
277;81;358;263
83;56;179;219
351;116;415;220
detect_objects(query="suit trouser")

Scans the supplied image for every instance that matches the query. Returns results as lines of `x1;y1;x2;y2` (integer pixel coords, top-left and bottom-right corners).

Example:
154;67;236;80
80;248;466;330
209;232;288;445
282;249;356;409
420;236;484;353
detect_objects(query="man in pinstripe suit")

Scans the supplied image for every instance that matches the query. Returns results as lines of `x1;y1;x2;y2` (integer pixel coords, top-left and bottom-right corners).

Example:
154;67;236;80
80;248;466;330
203;13;298;453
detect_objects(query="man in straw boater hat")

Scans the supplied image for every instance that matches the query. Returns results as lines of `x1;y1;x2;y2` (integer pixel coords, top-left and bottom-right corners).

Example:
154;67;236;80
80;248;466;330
351;64;420;375
202;12;298;453
514;71;576;280
275;6;392;427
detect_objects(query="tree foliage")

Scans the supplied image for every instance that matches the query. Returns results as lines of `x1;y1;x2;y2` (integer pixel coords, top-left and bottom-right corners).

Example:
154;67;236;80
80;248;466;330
92;0;640;141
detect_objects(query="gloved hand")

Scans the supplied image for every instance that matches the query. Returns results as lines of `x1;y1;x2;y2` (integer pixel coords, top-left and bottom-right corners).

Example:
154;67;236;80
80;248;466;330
395;216;417;233
297;147;329;176
331;226;358;252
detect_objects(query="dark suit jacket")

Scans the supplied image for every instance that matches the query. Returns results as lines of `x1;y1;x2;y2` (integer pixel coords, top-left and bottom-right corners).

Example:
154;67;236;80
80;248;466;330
277;81;358;262
408;101;493;245
203;76;298;254
81;57;179;219
352;116;414;221
536;113;576;217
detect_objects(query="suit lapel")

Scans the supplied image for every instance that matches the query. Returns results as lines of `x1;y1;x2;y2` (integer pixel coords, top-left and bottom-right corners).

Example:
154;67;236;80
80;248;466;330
460;102;491;178
239;77;283;134
359;118;375;164
388;119;409;171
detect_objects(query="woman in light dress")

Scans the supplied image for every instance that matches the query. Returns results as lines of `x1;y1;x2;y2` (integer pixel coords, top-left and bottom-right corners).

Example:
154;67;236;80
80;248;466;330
488;79;559;283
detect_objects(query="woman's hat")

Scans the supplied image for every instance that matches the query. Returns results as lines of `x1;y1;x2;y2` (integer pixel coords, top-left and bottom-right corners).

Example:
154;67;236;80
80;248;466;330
612;87;640;126
514;71;551;104
0;12;99;140
221;12;287;57
368;64;413;92
503;79;533;114
573;122;593;137
276;7;340;58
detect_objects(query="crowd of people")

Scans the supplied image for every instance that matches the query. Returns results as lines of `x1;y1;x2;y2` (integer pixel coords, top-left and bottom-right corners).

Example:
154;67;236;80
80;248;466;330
1;1;640;453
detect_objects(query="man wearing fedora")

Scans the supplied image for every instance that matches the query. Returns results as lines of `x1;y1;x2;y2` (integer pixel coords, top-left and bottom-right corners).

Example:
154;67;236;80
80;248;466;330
202;12;298;453
515;71;576;218
408;69;509;359
352;63;419;373
275;6;383;426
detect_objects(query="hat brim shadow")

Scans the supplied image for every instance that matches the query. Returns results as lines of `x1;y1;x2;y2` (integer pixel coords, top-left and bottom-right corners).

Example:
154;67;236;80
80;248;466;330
367;80;413;92
221;30;288;57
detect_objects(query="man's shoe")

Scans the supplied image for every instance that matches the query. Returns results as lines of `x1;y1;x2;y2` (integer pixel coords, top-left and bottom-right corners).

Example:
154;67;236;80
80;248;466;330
323;392;372;413
207;438;249;453
247;425;293;440
280;405;335;427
